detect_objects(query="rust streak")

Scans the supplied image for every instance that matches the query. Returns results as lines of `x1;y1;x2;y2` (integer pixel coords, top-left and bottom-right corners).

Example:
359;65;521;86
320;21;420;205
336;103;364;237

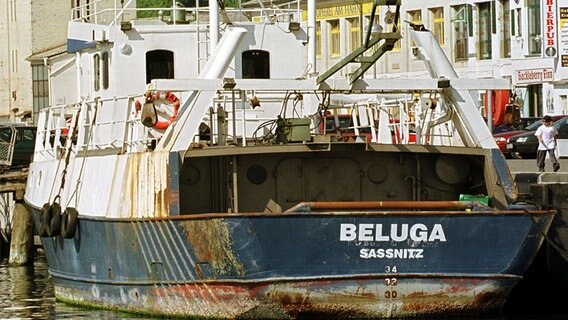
180;219;244;276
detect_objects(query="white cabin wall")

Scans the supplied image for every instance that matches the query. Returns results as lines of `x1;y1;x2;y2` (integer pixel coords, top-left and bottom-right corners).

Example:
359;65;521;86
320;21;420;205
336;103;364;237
49;55;78;107
231;23;307;79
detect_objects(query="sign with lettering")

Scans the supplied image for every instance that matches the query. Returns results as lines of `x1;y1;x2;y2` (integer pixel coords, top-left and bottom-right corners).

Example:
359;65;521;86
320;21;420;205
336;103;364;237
559;4;568;57
515;68;554;84
545;0;557;57
558;2;568;78
340;223;447;260
301;3;375;21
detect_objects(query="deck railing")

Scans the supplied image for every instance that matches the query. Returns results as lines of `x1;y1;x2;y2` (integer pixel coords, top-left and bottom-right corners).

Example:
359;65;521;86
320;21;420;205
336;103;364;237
71;0;302;27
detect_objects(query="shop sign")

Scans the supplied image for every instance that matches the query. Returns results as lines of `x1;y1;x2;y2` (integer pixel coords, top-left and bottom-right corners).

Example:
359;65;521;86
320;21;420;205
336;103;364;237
515;68;554;84
545;0;557;57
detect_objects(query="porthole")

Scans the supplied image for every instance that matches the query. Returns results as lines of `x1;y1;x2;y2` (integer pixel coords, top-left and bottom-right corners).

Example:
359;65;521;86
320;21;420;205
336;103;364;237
247;165;267;185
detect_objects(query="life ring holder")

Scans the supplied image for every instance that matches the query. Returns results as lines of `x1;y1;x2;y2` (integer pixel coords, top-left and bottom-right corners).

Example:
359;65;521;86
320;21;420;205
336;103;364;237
141;91;180;130
61;207;79;239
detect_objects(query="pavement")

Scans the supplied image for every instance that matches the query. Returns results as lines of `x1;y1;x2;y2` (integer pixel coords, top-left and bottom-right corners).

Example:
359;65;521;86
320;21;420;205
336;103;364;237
507;158;568;173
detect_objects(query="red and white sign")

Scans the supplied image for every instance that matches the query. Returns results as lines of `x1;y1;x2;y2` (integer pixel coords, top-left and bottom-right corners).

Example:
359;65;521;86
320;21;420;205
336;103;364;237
545;0;558;57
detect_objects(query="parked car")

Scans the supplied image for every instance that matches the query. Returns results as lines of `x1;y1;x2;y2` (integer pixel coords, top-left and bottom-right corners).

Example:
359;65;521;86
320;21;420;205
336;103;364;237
0;123;36;166
520;117;541;129
494;115;567;158
506;116;568;159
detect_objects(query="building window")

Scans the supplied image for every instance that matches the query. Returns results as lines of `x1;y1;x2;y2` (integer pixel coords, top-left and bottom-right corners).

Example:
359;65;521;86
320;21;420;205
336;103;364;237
329;20;341;57
348;17;361;53
527;0;541;55
9;0;16;22
93;54;100;91
452;5;469;61
74;0;91;21
316;21;322;58
11;50;17;73
511;8;522;37
500;0;511;58
32;64;49;118
407;10;422;47
430;7;444;46
478;2;492;60
364;16;382;54
527;85;542;116
385;8;400;51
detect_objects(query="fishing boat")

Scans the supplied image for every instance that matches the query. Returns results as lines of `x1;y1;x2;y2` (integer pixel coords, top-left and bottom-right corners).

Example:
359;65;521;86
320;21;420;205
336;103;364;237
24;0;555;318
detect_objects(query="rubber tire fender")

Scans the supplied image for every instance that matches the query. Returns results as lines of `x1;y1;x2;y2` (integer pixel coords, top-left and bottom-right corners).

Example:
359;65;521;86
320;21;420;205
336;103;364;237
39;203;51;237
60;207;78;239
47;203;62;237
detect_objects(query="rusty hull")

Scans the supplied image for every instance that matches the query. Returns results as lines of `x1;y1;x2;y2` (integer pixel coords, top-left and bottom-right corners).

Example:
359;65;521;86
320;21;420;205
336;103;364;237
34;207;554;319
53;275;513;319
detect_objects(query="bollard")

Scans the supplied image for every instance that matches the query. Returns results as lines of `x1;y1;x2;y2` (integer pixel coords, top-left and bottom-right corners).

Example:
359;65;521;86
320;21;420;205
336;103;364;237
8;202;34;266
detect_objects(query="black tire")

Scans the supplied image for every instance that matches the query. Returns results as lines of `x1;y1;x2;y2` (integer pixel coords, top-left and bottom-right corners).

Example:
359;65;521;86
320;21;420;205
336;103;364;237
47;203;62;237
39;203;50;237
61;207;78;239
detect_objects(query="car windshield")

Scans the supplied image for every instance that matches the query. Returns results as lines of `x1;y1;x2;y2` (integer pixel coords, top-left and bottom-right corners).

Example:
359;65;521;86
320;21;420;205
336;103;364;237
553;117;568;128
525;120;544;131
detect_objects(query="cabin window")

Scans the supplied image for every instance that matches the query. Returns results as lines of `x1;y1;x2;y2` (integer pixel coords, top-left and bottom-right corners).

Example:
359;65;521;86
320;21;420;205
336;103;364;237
146;50;174;84
242;50;270;79
102;51;109;89
93;53;100;91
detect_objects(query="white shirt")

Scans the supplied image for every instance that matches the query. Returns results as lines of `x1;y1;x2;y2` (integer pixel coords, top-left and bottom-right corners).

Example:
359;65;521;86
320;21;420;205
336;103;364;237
535;124;558;150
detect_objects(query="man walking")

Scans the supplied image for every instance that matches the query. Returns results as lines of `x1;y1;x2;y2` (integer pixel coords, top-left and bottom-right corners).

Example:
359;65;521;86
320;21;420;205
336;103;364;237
535;115;560;172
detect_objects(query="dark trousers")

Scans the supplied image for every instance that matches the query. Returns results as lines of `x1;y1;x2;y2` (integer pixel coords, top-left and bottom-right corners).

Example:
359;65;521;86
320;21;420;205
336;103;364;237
536;149;559;172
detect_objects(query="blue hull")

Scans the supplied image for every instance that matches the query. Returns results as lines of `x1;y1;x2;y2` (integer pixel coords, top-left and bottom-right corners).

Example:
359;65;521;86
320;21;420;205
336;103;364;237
31;207;553;318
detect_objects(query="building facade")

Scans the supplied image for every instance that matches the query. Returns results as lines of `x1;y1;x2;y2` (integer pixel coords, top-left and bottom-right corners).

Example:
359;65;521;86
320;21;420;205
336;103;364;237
0;0;131;124
0;0;69;123
310;0;567;118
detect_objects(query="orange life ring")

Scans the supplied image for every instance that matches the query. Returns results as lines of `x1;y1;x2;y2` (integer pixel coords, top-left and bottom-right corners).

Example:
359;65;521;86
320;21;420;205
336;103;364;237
144;91;180;130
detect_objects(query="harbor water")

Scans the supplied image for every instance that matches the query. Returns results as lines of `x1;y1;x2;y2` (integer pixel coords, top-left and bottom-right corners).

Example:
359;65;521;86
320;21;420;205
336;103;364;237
1;253;567;319
0;254;144;319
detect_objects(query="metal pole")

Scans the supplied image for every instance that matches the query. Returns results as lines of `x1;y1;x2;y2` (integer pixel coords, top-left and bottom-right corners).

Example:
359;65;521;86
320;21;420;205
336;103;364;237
307;0;316;74
232;156;239;213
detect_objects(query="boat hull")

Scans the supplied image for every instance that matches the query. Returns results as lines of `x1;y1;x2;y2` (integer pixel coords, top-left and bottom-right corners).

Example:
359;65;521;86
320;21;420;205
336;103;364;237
29;206;553;318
